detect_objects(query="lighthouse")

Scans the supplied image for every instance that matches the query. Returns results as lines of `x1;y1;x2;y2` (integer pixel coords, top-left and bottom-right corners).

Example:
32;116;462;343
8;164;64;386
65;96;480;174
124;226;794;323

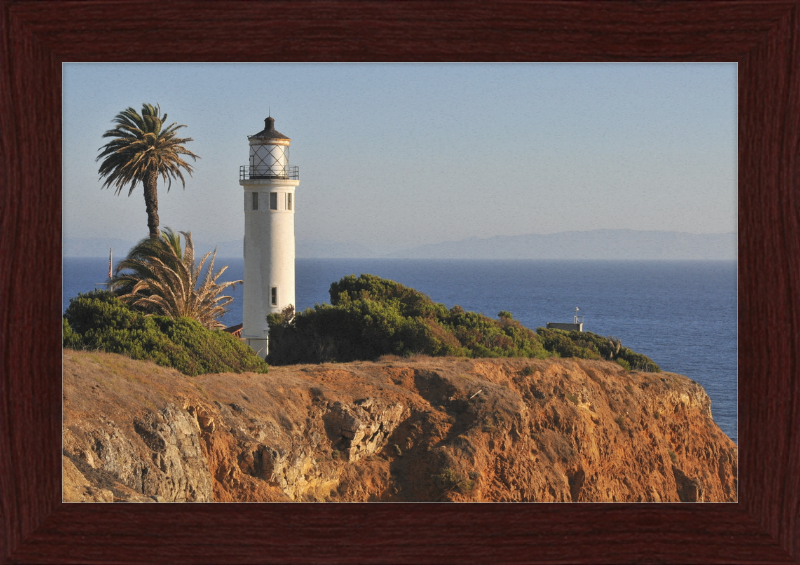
239;116;299;358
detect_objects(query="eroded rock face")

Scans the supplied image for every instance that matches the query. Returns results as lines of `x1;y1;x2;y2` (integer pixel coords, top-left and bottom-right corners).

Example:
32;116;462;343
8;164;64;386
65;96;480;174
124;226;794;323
62;405;213;502
132;405;213;501
62;351;737;502
62;456;114;502
325;399;406;462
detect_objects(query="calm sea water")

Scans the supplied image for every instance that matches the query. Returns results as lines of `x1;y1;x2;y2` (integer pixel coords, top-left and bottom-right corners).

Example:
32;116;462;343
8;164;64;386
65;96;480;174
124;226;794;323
63;257;738;445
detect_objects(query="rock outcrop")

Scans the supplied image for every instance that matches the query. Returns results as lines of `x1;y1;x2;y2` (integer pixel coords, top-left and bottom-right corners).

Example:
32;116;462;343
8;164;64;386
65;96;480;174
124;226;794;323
62;350;737;502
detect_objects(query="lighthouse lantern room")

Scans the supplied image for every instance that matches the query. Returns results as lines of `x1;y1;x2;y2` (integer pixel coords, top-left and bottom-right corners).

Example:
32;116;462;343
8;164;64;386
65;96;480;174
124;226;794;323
239;116;299;358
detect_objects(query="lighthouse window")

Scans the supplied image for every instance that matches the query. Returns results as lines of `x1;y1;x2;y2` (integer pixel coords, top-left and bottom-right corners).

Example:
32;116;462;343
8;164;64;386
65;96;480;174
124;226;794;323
252;192;258;210
271;287;278;305
270;192;278;210
287;193;293;210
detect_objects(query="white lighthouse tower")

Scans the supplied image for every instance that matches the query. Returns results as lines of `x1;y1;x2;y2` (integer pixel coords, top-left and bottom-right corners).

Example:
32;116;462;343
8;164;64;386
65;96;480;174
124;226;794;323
239;116;299;358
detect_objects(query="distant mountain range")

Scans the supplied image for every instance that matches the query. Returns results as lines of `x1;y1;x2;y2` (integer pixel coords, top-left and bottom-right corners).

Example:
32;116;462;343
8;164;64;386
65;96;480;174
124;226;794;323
389;230;737;261
63;230;736;261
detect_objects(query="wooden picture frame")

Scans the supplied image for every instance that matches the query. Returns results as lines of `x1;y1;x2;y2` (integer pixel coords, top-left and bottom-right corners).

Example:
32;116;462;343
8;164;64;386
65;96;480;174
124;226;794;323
2;1;798;562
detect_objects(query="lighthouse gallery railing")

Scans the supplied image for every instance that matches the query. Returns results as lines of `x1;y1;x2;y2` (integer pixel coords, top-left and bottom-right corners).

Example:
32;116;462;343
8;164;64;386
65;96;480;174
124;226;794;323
240;165;299;180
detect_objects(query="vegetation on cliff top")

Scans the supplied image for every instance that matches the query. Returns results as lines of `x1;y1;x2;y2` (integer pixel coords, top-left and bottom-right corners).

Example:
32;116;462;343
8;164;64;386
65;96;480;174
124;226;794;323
267;273;548;364
536;327;660;372
63;290;268;376
267;273;660;371
62;274;659;374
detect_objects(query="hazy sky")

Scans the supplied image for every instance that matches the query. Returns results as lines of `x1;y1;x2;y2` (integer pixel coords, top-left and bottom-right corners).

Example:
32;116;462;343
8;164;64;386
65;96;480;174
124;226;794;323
63;63;737;254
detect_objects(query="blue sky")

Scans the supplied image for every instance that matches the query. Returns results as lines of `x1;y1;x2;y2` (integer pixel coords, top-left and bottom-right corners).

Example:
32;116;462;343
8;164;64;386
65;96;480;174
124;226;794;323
63;63;737;254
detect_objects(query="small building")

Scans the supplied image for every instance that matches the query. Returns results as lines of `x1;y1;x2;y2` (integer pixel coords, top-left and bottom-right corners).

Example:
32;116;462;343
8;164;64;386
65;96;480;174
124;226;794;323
223;323;243;338
546;307;584;332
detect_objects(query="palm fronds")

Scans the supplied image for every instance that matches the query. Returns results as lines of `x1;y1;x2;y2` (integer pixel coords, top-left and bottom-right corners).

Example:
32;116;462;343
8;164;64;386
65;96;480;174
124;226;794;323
110;228;241;330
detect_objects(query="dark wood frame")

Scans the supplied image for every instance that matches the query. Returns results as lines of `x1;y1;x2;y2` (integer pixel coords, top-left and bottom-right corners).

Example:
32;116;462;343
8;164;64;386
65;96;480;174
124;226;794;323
1;1;798;563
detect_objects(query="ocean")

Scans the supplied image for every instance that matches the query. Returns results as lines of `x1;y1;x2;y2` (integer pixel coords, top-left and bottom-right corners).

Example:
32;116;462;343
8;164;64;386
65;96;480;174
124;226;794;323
62;257;738;445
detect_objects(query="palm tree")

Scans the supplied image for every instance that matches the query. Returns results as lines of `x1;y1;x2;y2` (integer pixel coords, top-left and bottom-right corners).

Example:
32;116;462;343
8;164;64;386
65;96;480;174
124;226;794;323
97;104;199;239
109;227;184;296
110;228;242;330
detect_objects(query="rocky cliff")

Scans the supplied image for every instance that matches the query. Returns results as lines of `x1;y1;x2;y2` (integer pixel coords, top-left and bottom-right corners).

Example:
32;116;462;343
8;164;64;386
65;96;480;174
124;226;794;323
62;349;737;502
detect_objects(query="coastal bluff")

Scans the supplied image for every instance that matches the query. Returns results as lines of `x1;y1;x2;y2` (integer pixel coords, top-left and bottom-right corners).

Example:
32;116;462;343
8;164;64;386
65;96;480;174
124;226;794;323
62;350;737;502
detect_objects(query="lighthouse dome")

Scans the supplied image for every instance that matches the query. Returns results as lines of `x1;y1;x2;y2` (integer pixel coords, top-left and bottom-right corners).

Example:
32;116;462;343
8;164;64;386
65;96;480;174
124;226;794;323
249;116;290;141
245;116;294;179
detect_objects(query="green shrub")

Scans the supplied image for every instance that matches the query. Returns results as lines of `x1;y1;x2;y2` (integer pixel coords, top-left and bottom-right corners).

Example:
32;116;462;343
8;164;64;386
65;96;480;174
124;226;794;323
668;449;677;464
537;328;660;372
622;349;661;372
62;318;83;349
267;274;549;365
566;392;578;405
63;290;268;376
265;274;661;369
535;328;601;360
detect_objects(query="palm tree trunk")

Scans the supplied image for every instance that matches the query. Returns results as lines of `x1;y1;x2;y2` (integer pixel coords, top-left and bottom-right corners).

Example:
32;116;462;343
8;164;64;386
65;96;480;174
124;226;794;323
143;170;160;239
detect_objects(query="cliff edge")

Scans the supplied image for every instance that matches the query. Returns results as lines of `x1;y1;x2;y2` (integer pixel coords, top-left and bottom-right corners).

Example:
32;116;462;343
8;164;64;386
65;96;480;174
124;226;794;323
62;350;737;502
